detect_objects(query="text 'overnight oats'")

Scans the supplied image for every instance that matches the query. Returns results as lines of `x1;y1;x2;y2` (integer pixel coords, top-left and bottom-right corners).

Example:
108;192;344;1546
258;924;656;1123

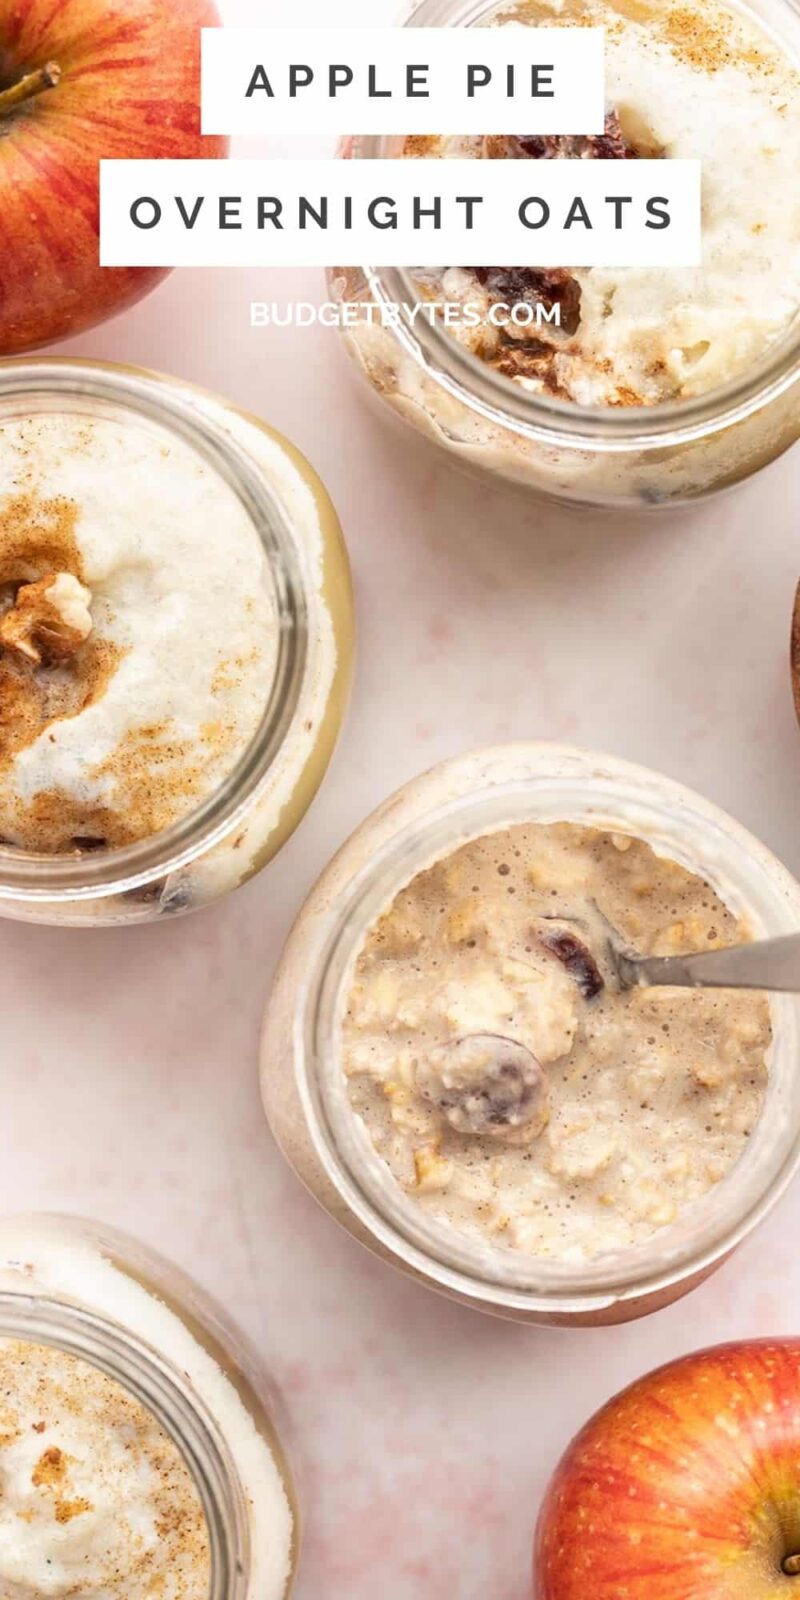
0;1340;209;1597
0;411;275;853
341;823;772;1262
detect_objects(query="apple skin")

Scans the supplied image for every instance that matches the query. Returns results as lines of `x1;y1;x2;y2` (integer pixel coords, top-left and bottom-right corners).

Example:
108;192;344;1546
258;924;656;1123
790;580;800;729
535;1341;800;1599
0;0;228;353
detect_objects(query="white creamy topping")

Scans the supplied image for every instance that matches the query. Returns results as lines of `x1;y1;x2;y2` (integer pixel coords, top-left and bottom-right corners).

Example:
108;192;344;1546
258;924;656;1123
410;0;800;404
0;1219;293;1600
0;411;277;848
0;1340;208;1597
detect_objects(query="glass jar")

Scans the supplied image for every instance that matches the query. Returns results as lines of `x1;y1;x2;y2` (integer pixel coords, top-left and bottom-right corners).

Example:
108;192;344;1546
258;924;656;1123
0;359;354;925
0;1212;298;1598
260;743;800;1325
328;0;800;510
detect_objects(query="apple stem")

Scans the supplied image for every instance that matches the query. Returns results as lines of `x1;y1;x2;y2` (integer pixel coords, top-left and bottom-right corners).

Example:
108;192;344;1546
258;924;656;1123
784;1555;800;1576
0;62;62;118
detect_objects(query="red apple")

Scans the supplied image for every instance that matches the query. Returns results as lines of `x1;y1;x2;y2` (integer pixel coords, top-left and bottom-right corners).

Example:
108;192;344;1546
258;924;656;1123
790;580;800;728
0;0;228;352
535;1341;800;1598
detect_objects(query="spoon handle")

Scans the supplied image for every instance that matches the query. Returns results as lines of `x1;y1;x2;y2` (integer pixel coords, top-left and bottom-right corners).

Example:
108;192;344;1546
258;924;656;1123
630;932;800;994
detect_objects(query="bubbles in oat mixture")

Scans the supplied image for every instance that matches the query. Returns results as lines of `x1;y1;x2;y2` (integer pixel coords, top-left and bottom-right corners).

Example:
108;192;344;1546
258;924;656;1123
343;821;772;1262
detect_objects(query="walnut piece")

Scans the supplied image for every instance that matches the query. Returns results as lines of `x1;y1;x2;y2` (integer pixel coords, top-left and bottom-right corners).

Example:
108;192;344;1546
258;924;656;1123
416;1034;549;1146
0;573;92;665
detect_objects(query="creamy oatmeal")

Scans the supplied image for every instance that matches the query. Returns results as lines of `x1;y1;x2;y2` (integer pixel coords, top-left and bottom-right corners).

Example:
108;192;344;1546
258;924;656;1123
342;823;772;1261
331;0;800;505
403;0;800;406
0;1340;209;1597
0;1216;295;1599
0;411;276;852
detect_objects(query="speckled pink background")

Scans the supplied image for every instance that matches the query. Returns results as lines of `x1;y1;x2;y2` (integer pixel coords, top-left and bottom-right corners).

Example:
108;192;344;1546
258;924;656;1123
5;2;800;1594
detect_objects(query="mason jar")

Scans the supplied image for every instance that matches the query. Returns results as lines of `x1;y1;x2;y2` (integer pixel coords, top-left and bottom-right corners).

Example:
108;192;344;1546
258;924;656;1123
328;0;800;510
260;744;800;1325
0;1212;298;1598
0;359;353;925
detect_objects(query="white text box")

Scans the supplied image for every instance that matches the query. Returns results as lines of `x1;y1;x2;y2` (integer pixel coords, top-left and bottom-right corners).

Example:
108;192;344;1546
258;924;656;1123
100;158;702;269
201;27;606;136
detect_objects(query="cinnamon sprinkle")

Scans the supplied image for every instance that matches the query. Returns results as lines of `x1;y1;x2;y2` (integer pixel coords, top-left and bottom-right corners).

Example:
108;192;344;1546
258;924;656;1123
0;1339;210;1593
0;489;249;855
0;494;124;852
663;6;737;70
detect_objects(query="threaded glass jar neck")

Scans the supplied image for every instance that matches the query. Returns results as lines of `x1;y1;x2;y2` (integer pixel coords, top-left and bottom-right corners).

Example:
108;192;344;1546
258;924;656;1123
353;0;800;453
0;359;309;903
0;1290;251;1597
297;745;800;1316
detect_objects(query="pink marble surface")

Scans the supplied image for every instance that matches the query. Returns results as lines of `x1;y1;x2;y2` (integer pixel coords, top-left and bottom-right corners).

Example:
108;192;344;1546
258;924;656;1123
4;3;800;1594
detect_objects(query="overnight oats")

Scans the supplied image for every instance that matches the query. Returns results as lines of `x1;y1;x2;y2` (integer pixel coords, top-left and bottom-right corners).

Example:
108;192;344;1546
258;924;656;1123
330;0;800;507
261;745;800;1324
0;1214;296;1598
0;361;353;925
342;824;771;1260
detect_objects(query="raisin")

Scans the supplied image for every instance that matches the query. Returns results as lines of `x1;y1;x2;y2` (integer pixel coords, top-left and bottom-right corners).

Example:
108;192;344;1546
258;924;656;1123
487;112;636;164
538;928;605;1000
474;265;582;336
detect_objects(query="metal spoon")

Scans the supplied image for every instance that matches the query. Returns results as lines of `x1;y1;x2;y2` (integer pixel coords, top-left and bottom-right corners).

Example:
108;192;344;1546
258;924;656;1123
609;932;800;994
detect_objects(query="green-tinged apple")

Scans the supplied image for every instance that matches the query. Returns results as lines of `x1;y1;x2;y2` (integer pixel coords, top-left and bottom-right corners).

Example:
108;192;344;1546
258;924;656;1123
535;1341;800;1599
0;0;227;352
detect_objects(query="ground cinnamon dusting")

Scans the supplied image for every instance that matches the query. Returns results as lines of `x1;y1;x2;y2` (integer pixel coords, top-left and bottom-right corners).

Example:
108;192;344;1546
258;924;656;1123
0;716;239;853
0;634;120;766
0;492;125;850
0;491;246;854
54;1496;93;1524
663;6;736;69
0;493;84;587
91;716;240;842
0;1339;210;1592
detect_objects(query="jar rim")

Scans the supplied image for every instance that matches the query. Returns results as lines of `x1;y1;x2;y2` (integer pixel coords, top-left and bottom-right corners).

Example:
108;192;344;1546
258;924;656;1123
351;0;800;452
0;358;309;901
295;743;800;1314
0;1279;249;1597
